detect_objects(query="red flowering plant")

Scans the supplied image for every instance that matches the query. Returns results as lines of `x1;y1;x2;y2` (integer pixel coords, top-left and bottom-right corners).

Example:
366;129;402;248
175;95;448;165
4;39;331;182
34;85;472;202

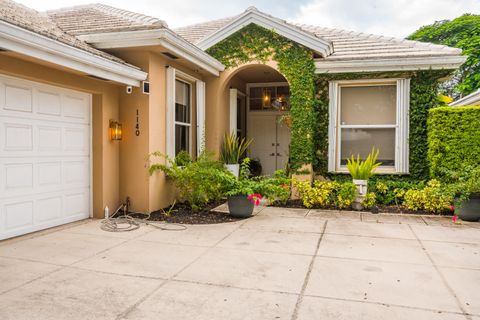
225;158;290;204
248;194;263;206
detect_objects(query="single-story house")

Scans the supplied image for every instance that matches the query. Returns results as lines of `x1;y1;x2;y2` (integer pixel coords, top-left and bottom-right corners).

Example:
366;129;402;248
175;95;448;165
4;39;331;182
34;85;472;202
0;0;466;239
450;89;480;106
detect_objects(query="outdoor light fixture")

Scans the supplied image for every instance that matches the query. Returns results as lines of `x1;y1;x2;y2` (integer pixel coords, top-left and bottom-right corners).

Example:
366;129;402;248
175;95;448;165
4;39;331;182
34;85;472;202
109;120;123;141
262;88;271;108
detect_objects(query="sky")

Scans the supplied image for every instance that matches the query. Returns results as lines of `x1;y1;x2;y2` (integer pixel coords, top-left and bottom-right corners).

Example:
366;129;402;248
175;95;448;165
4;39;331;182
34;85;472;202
16;0;480;38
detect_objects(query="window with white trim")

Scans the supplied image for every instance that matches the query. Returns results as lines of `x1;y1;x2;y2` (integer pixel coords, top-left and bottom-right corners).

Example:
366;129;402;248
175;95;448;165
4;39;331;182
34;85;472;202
328;79;410;174
174;79;192;156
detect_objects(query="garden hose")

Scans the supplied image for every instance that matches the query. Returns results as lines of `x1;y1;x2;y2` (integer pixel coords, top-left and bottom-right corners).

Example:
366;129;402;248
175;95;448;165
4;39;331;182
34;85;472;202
100;204;187;232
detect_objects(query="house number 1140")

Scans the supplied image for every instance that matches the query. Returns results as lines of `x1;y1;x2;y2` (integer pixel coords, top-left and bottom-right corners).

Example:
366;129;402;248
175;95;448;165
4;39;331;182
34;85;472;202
135;109;140;136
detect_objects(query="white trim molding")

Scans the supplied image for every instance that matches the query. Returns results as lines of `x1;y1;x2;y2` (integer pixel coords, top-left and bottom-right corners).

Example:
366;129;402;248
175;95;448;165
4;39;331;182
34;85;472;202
315;55;467;74
79;29;225;76
450;89;480;106
166;67;176;159
195;7;333;57
166;67;206;159
328;78;410;174
0;21;147;87
196;80;206;156
229;88;238;134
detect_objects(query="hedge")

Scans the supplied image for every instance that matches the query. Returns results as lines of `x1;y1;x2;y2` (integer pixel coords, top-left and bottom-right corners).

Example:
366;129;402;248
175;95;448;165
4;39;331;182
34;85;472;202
428;106;480;177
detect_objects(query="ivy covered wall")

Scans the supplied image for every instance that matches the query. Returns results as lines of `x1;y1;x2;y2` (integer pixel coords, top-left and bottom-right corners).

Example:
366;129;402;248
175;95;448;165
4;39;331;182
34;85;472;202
314;70;451;179
207;24;316;170
207;23;452;179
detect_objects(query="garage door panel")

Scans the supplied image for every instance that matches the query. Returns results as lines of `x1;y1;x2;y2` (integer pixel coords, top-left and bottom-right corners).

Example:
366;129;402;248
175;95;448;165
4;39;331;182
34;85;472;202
4;84;33;113
37;196;62;223
64;127;89;153
0;74;91;240
37;90;62;116
65;190;89;217
5;162;33;190
0;157;89;199
3;122;33;151
63;95;90;123
38;126;62;151
38;161;62;186
64;160;89;186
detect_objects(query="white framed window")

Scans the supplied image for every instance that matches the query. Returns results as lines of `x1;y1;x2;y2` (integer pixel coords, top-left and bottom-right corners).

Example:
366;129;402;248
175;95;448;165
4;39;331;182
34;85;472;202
174;79;192;156
328;78;410;174
166;67;206;159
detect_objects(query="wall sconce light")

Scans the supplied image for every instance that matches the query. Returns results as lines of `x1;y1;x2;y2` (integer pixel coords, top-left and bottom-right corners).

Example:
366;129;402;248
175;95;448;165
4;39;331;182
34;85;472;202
262;88;271;108
109;120;122;141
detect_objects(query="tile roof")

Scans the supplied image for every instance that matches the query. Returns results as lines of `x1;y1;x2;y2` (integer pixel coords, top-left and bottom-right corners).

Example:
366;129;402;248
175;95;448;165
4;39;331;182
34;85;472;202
174;14;462;60
0;0;131;65
47;3;167;36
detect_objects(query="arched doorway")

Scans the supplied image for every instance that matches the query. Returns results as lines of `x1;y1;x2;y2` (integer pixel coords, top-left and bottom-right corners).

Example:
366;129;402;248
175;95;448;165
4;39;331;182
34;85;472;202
227;64;291;175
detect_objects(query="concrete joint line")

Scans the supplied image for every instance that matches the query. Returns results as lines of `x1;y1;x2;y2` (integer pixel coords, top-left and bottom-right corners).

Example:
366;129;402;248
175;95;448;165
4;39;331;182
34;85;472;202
115;219;248;320
291;220;328;320
408;224;473;320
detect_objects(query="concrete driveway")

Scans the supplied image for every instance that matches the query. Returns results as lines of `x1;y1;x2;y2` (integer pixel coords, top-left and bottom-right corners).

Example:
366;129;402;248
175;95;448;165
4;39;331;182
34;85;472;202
0;207;479;320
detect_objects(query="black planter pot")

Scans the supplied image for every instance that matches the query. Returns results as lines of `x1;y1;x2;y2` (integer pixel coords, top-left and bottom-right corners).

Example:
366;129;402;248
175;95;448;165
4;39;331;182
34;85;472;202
457;192;480;222
227;195;254;218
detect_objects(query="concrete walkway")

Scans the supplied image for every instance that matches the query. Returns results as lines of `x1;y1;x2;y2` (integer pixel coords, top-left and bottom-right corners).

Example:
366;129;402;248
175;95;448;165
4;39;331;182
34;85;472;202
0;208;479;320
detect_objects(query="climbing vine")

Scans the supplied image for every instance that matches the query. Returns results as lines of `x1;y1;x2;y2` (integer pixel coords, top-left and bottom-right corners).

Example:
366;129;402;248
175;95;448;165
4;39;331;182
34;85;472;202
315;70;451;179
207;24;316;170
207;24;453;179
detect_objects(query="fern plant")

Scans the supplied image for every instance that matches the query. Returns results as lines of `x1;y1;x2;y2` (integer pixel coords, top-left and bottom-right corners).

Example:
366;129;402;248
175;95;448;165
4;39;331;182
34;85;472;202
346;148;382;180
220;133;253;164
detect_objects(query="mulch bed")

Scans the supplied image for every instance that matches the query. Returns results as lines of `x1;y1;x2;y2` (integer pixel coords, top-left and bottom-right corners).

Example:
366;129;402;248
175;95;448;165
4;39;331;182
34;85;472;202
134;200;244;225
269;199;453;216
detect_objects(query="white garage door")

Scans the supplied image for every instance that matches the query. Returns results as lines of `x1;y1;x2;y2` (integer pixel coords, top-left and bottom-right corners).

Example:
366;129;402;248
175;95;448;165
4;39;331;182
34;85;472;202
0;74;91;240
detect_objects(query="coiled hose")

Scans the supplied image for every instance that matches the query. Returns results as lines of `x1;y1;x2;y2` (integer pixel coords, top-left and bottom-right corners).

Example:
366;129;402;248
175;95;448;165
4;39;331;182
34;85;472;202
100;204;187;232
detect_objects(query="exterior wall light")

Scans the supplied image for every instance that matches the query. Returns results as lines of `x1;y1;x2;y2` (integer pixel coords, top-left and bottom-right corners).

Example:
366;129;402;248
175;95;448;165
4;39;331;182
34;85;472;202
109;120;123;141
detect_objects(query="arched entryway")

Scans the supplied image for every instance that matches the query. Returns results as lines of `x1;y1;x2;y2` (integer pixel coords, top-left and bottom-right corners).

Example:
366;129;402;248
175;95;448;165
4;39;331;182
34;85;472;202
226;64;291;175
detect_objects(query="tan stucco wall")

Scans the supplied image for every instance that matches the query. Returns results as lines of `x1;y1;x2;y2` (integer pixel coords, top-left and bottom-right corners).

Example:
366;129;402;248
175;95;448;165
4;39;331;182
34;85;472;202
0;54;121;218
113;49;205;212
204;61;280;155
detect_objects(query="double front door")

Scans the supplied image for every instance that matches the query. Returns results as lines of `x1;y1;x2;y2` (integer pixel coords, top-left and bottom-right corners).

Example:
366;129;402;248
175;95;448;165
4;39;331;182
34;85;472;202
248;114;290;175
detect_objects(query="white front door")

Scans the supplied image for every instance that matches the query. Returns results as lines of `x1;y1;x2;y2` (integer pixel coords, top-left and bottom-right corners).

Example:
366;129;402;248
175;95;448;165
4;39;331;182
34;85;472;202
248;114;290;175
0;74;91;240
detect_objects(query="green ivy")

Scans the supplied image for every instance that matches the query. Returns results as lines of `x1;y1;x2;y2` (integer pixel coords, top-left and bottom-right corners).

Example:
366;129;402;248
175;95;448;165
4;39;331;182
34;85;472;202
207;24;316;170
428;106;480;177
206;24;453;179
315;70;451;178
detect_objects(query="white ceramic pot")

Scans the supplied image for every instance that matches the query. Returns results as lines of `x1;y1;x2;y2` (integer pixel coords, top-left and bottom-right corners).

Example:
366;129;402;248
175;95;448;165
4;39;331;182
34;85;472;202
225;164;240;177
352;179;368;209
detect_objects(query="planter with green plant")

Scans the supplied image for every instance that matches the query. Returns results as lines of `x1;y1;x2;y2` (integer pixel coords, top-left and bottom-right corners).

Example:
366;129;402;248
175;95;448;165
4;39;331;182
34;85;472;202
225;158;290;217
346;148;381;210
225;158;262;217
220;133;253;177
447;166;480;221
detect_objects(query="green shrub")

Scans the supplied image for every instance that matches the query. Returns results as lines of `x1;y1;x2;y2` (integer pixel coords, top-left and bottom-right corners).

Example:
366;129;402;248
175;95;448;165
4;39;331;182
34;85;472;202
362;192;377;209
293;180;356;209
403;180;453;213
428;106;480;178
368;179;424;205
149;151;233;210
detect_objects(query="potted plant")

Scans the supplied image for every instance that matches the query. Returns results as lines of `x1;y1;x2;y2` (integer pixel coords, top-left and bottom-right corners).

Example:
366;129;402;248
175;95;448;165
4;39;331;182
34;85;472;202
452;167;480;221
220;133;253;177
346;148;381;210
225;158;262;217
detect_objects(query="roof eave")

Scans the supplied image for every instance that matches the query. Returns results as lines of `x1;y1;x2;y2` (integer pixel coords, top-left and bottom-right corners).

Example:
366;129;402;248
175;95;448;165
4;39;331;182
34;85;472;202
79;29;225;76
194;9;334;57
314;55;467;74
450;89;480;106
0;20;147;87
